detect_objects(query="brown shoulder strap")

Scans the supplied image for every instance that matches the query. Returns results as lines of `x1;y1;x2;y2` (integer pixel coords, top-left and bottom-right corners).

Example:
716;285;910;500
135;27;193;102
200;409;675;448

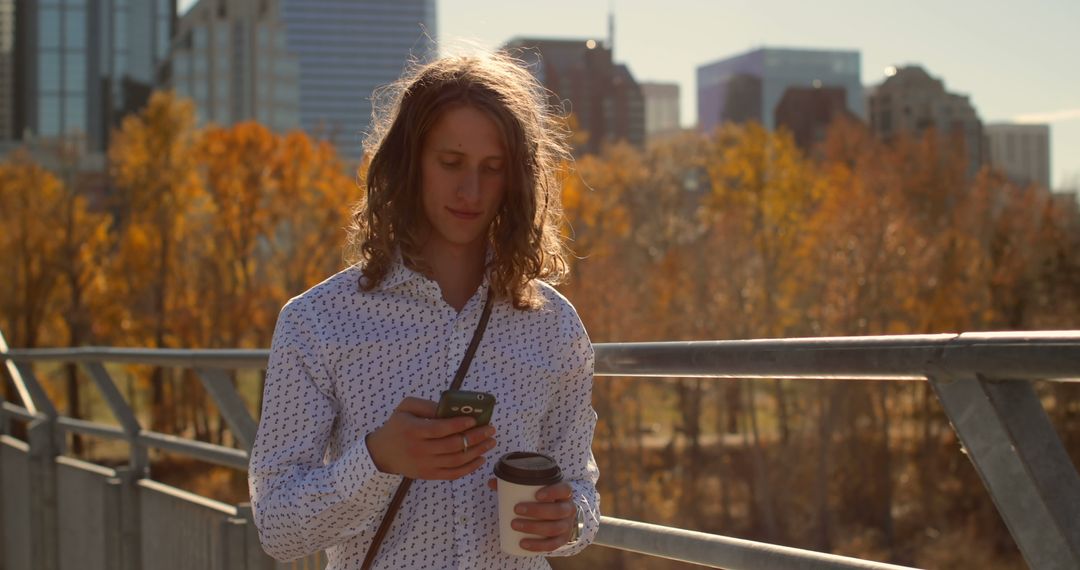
361;289;494;570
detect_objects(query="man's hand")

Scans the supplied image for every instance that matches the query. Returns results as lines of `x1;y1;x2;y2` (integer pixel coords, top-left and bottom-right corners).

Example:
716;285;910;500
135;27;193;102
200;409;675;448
487;479;577;551
366;397;497;480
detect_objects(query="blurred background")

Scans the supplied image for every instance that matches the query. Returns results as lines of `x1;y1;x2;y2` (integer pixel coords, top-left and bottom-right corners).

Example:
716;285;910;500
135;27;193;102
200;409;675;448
1;1;1079;568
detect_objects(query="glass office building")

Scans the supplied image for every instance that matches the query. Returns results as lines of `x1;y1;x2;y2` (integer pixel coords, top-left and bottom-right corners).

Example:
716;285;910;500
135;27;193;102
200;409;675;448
12;0;174;151
697;47;863;134
278;0;437;162
169;0;300;131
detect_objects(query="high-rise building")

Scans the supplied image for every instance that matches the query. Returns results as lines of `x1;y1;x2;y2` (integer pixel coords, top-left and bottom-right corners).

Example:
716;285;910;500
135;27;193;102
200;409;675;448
167;0;300;132
985;123;1051;188
278;0;436;162
697;47;863;134
640;81;680;143
504;37;645;155
0;0;13;141
867;65;985;178
9;0;175;152
773;85;855;152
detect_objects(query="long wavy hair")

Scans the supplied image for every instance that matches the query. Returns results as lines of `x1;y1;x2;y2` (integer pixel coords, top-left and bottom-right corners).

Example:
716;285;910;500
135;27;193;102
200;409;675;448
345;53;572;310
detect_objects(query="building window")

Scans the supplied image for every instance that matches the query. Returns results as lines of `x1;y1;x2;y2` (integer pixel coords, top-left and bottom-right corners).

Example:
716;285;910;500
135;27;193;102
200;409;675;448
39;51;61;91
39;95;62;136
64;95;86;133
39;7;61;48
63;8;86;49
64;52;86;90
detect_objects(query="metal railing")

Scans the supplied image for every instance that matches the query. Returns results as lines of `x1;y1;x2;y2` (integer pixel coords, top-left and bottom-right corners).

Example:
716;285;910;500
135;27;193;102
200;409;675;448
2;330;1079;569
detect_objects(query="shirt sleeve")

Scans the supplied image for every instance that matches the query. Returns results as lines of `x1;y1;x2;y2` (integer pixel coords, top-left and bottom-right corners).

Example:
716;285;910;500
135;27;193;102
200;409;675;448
539;312;600;557
248;298;402;562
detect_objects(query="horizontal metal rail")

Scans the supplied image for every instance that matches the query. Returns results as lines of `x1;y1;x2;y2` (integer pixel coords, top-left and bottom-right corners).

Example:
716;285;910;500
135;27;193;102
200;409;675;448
6;331;1079;380
3;330;1079;570
136;431;250;471
595;516;918;570
594;331;1080;380
56;416;127;440
2;401;45;422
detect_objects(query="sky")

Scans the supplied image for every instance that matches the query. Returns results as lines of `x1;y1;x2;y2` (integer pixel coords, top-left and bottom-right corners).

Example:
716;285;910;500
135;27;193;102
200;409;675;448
179;0;1080;190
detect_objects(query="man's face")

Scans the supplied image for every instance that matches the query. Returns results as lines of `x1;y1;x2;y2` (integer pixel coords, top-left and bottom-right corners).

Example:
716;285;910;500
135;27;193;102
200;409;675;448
419;105;508;255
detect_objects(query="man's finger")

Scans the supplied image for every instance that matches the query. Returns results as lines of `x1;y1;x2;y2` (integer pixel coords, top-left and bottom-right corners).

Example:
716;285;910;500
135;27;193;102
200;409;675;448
419;415;478;439
395;397;439;418
534;481;573;502
514;500;575;521
519;536;567;552
434;455;486;480
513;517;572;540
429;437;497;468
428;425;495;454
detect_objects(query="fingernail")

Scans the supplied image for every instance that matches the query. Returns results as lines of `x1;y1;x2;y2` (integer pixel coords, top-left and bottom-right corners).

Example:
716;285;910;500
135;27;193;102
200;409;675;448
485;427;495;437
512;520;523;531
515;505;528;515
536;491;548;500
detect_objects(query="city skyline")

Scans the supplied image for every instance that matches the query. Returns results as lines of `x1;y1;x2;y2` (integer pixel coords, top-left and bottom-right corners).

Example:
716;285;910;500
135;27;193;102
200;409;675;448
178;0;1080;190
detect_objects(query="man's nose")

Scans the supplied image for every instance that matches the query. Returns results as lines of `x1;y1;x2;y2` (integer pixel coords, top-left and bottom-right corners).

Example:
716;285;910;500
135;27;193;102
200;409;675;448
457;169;480;202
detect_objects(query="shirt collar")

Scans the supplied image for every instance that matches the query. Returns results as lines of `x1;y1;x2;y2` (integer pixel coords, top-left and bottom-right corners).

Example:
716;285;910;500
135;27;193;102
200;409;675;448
373;248;494;292
375;250;420;291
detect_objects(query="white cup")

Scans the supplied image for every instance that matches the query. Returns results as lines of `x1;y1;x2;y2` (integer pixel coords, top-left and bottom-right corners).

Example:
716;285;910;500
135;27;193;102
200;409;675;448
493;452;563;556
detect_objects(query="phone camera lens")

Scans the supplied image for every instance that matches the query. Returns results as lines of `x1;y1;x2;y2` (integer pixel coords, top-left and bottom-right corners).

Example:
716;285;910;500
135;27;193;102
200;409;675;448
461;405;474;414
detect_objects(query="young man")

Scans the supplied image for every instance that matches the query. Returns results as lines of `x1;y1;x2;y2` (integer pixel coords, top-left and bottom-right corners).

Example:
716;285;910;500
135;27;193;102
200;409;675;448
248;53;600;569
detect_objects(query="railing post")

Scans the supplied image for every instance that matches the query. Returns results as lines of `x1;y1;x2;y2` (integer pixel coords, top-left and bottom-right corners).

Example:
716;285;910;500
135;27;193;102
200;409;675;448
927;373;1080;569
194;368;258;451
27;419;59;570
236;503;275;570
81;362;149;476
103;475;123;570
221;516;248;570
112;466;143;570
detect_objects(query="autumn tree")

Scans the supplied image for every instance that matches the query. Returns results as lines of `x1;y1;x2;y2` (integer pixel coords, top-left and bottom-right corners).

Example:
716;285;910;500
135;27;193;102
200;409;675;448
109;91;203;432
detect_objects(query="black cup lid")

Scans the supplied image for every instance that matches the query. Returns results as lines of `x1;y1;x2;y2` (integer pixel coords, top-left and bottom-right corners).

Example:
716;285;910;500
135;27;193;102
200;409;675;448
493;452;563;486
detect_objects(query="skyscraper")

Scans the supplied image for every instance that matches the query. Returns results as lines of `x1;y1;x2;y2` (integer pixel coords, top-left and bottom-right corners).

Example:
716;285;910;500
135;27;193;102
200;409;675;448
504;37;645;155
640;81;680;143
986;123;1051;188
167;0;300;131
9;0;174;152
867;65;985;178
278;0;437;162
773;86;855;153
696;47;863;134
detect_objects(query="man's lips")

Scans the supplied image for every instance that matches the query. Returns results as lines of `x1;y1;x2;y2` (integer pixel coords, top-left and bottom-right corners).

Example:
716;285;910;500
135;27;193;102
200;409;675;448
447;207;481;219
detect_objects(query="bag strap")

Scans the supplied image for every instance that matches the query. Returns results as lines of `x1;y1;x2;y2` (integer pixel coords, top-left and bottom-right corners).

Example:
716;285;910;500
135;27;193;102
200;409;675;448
361;288;495;570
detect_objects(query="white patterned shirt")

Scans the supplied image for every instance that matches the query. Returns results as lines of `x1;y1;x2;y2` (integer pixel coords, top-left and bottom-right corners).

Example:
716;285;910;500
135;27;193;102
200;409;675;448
248;259;600;570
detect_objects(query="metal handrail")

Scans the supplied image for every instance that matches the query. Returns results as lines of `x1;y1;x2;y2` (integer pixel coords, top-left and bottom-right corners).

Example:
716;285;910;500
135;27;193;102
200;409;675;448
3;331;1079;569
5;331;1078;380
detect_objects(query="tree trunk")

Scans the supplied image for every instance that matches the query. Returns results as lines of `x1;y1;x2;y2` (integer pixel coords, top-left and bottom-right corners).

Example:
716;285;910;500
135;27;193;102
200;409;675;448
876;384;897;561
815;382;837;552
746;380;780;540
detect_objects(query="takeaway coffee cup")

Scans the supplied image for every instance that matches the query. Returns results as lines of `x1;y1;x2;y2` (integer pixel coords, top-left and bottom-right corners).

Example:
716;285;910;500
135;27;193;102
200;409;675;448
493;451;563;556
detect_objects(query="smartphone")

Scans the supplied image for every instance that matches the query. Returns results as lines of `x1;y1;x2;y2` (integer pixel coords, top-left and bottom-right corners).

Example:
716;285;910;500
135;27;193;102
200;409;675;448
436;390;496;426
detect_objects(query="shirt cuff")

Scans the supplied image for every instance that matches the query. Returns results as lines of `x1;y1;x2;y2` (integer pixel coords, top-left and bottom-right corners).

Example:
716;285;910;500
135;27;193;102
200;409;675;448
544;493;596;557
